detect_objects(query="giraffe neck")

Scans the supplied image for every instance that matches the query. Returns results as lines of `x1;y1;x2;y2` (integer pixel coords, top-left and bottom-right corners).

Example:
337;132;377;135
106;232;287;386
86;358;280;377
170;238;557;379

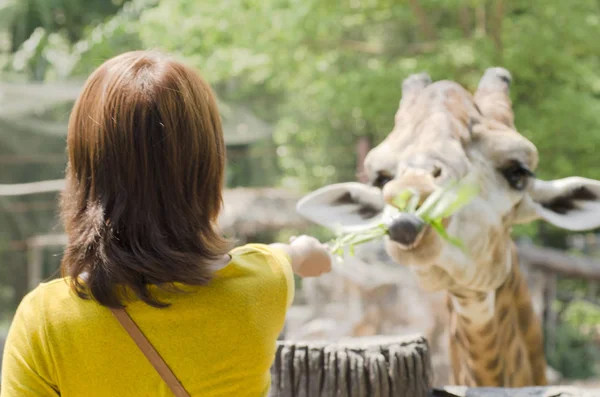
446;242;548;387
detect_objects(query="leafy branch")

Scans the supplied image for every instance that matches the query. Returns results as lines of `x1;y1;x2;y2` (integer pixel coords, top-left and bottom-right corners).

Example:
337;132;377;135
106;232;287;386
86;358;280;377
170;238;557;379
329;179;479;258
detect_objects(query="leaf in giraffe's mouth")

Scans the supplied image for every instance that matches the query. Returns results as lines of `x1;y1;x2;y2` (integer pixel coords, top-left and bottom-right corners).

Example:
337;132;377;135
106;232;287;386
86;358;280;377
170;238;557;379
328;179;479;259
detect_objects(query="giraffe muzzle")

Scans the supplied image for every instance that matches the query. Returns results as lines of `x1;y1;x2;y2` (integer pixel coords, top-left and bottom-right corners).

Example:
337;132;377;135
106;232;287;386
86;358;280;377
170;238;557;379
387;213;427;249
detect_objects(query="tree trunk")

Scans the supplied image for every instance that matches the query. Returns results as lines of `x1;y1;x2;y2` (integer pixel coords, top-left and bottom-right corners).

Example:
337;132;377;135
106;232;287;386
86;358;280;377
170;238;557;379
490;0;504;61
408;0;437;40
543;273;557;358
355;136;370;183
475;4;486;36
458;6;472;38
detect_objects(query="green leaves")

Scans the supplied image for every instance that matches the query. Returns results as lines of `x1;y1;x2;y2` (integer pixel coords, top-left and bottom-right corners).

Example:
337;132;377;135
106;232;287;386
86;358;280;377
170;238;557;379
419;180;479;221
329;223;388;258
329;179;479;258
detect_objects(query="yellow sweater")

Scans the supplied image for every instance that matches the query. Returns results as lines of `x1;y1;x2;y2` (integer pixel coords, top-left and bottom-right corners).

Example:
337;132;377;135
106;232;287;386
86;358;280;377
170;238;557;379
0;244;294;397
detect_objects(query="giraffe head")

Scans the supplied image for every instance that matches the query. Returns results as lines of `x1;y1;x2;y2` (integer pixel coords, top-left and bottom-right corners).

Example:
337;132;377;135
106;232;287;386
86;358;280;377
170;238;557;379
298;68;600;293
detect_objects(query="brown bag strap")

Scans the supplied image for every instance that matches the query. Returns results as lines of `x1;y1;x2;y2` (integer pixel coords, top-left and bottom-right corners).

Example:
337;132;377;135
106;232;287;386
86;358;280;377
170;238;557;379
110;308;191;397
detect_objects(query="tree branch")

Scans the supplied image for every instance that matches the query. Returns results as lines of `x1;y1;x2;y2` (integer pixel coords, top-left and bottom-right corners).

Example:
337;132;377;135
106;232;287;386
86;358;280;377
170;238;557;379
304;39;437;56
475;3;487;36
458;6;472;38
490;0;504;60
408;0;437;40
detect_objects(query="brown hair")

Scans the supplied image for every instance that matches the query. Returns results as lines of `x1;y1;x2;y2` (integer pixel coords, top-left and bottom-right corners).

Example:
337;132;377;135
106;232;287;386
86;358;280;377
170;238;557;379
60;50;232;308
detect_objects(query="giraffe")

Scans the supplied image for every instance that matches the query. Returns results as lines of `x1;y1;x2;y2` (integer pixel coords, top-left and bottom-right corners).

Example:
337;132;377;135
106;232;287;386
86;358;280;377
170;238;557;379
295;67;600;387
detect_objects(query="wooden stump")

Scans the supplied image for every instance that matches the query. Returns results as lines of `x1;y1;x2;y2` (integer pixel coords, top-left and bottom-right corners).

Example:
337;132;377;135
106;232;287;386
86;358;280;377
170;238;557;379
269;334;432;397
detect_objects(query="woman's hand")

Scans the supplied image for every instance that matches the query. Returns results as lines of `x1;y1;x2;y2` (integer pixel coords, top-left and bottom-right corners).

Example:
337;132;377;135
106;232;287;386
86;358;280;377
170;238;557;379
271;235;332;278
287;235;332;277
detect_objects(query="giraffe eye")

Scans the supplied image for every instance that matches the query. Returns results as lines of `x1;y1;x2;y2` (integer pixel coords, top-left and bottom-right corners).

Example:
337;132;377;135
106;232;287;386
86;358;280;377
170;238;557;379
373;173;393;189
500;161;534;191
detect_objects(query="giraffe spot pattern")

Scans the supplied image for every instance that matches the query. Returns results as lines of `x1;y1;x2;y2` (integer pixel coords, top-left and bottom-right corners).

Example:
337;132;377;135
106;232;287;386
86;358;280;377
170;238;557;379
468;348;480;361
460;313;472;325
485;355;500;372
471;370;483;386
506;319;516;342
484;334;497;351
477;320;494;337
515;348;523;368
493;370;505;386
497;304;509;322
517;303;531;330
463;328;474;345
445;245;545;388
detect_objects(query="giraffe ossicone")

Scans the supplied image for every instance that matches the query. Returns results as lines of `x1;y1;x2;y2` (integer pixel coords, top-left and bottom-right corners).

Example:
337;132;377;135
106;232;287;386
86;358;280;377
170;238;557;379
296;67;600;387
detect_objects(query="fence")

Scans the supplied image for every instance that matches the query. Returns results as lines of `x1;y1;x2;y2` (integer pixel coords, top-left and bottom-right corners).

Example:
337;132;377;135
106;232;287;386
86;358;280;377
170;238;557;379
517;239;600;370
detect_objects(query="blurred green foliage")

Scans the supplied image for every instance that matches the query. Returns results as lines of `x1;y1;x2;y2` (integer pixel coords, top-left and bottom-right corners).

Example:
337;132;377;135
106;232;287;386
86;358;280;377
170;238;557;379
5;0;600;191
135;0;600;192
547;322;599;379
0;0;126;80
548;299;600;379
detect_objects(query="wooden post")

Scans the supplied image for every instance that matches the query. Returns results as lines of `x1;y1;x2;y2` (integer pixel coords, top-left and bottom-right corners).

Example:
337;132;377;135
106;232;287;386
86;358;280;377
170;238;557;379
25;234;68;290
544;273;557;358
588;281;598;300
26;244;42;291
356;136;370;183
269;335;432;397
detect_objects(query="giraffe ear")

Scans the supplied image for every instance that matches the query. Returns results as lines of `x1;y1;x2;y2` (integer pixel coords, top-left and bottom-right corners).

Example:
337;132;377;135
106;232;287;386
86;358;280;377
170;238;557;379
296;182;387;232
513;177;600;231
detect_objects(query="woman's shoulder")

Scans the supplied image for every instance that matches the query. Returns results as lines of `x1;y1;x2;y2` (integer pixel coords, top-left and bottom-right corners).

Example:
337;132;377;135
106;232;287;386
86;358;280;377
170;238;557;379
6;278;104;362
226;243;295;307
19;278;74;310
25;277;80;303
230;243;290;260
227;243;292;277
17;278;107;330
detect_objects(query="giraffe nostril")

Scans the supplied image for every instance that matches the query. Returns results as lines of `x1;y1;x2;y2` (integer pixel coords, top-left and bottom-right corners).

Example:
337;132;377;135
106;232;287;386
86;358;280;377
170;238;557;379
432;166;442;178
388;213;426;246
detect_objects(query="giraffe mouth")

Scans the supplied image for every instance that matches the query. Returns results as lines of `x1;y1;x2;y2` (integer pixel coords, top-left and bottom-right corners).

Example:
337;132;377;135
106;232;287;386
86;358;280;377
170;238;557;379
387;213;454;252
387;212;430;250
